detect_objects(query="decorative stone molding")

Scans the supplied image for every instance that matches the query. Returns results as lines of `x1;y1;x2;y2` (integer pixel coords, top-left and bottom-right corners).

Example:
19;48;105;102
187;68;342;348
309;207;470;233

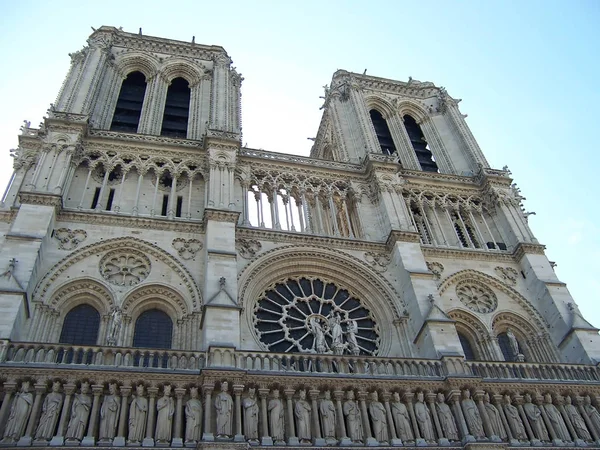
235;239;262;259
172;238;202;260
47;278;115;312
53;228;88;250
203;209;240;223
455;282;497;314
88;129;204;149
18;192;62;210
58;211;205;233
99;249;151;287
494;266;519;285
364;252;391;273
426;261;444;281
122;284;189;318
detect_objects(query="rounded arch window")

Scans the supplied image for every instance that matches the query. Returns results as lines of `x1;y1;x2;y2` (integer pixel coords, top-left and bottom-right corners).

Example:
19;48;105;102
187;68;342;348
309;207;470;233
457;332;476;361
253;277;380;355
59;304;100;346
133;309;173;349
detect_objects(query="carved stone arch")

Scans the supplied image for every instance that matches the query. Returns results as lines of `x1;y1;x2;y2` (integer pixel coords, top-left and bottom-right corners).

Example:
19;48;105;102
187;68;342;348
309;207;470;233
447;308;492;360
122;283;187;320
33;237;202;312
491;310;548;362
114;52;160;80
160;58;204;87
47;278;115;316
396;99;430;123
364;95;396;119
239;245;406;356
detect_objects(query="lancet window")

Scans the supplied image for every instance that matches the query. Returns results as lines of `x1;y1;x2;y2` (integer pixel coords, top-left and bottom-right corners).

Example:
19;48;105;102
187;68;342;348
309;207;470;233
133;309;173;349
458;332;476;361
110;71;147;133
370;109;397;155
403;114;438;172
59;304;100;346
160;77;191;138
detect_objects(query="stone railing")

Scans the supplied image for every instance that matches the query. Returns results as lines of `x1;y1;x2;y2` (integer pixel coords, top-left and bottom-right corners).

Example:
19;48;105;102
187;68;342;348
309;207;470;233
465;360;600;382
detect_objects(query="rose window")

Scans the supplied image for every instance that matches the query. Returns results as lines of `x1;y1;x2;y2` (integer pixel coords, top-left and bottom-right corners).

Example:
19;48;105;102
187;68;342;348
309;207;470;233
99;250;151;286
456;282;497;314
253;277;380;355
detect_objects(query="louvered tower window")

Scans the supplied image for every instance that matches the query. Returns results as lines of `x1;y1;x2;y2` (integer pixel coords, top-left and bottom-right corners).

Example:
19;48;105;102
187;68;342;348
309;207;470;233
370;110;397;155
133;309;173;349
404;115;438;172
161;77;191;138
59;304;100;345
110;71;147;133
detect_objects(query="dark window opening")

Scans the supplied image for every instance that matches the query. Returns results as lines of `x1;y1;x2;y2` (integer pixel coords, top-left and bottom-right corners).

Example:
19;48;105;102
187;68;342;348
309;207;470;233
105;189;115;211
59;304;100;346
132;309;173;349
176;196;183;218
403;115;438;172
458;332;476;361
161;195;169;216
454;222;469;247
160;77;190;138
110;71;147;133
465;223;480;248
91;187;101;209
369;110;397;156
497;332;519;362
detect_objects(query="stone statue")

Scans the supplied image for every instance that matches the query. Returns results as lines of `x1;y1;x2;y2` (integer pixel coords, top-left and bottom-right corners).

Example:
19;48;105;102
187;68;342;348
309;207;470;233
242;388;259;441
99;383;120;441
328;313;344;354
1;381;33;443
461;390;485;438
214;381;233;437
543;393;570;441
295;389;312;442
503;395;527;440
310;317;328;353
346;319;360;355
185;387;202;443
343;391;363;442
155;385;175;443
368;392;388;443
436;393;459;440
483;392;506;439
565;396;592;441
66;382;92;442
35;381;64;440
107;308;122;346
415;391;435;441
523;394;549;441
127;384;148;444
319;390;337;441
506;328;519;359
583;395;600;435
268;390;285;442
391;393;413;441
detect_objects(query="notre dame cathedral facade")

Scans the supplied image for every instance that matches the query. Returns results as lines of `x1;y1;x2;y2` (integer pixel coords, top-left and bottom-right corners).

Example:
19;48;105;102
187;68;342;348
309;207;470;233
0;25;599;449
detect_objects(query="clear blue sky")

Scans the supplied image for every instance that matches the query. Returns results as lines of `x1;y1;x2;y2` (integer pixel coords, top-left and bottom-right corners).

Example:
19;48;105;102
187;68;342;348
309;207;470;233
1;0;599;327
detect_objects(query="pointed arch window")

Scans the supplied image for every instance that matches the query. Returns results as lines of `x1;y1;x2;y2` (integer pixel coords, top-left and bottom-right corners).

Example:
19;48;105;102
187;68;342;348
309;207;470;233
370;110;397;156
110;71;147;133
497;331;524;362
133;309;173;349
161;77;191;138
403;115;438;172
59;304;100;346
458;332;476;361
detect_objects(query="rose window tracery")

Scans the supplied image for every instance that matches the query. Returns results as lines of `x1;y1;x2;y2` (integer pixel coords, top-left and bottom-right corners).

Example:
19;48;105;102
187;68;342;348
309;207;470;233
254;277;380;355
456;282;497;314
99;250;151;286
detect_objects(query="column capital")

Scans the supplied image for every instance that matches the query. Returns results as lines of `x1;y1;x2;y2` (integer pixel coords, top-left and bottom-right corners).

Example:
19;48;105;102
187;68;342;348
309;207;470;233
473;390;485;402
492;394;504;405
402;392;415;403
63;383;77;395
202;383;215;394
119;385;132;397
3;381;17;393
357;391;368;401
333;390;345;401
308;389;320;400
232;384;244;395
381;391;392;402
34;383;48;395
258;388;270;399
147;387;159;398
447;390;462;402
283;388;296;399
175;388;187;399
92;385;104;396
425;392;437;403
512;394;524;406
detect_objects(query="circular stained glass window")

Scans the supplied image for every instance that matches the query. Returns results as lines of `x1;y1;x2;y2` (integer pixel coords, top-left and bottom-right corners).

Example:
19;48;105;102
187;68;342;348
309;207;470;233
253;277;380;355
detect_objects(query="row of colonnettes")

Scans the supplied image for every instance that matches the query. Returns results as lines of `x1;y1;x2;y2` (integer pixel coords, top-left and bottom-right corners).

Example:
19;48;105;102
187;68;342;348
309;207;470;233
1;380;600;447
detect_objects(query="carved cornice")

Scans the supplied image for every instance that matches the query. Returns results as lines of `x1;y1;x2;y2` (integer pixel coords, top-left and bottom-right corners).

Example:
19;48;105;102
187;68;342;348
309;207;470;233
422;246;514;263
204;209;240;223
18;192;62;211
88;128;204;149
0;210;16;223
385;229;421;249
513;242;547;261
58;211;204;233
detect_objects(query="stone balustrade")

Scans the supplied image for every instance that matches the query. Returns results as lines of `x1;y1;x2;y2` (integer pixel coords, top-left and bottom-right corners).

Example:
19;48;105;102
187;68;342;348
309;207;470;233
465;360;600;382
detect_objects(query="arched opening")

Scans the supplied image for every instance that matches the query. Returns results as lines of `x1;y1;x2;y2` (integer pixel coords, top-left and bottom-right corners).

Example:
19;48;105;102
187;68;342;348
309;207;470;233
497;331;524;362
133;309;173;349
370;110;397;155
458;332;477;361
403;115;438;172
110;71;147;133
59;304;100;346
161;77;191;138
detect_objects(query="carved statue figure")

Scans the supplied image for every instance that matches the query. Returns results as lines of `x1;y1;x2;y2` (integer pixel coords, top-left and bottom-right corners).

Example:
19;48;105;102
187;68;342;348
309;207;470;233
391;393;413;441
214;381;233;437
565;396;592;441
66;382;91;441
242;388;259;441
415;392;435;441
107;308;122;346
583;395;600;436
268;390;285;442
295;390;312;442
328;313;344;354
436;393;459;440
1;381;33;443
483;392;506;439
346;319;360;355
343;391;363;442
503;395;527;440
127;384;148;444
461;390;485;438
99;383;120;441
506;328;520;359
35;381;64;440
369;392;388;443
319;390;336;440
544;393;570;441
523;394;549;441
185;387;202;443
310;317;328;353
155;385;175;442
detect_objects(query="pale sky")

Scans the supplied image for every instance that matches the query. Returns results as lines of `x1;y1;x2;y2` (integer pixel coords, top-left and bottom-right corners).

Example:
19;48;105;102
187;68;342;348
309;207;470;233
1;0;599;327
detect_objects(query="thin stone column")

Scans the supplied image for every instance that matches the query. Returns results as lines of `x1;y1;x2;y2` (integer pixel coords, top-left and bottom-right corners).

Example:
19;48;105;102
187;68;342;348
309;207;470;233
403;392;422;441
358;391;376;446
475;390;496;440
383;392;402;446
50;382;76;446
82;385;103;446
0;382;17;437
78;167;93;210
258;388;272;446
202;384;214;442
309;390;325;445
113;385;131;447
283;389;298;445
448;390;472;442
94;167;110;211
172;388;186;447
142;387;158;447
18;383;47;446
426;392;445;445
132;171;144;216
333;390;349;445
233;385;244;442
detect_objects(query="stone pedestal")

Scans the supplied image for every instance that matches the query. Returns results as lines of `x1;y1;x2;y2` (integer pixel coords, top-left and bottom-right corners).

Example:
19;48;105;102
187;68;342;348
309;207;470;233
171;437;183;447
16;436;32;447
142;437;155;447
49;436;64;447
112;436;126;447
80;436;95;447
390;437;403;446
261;436;273;446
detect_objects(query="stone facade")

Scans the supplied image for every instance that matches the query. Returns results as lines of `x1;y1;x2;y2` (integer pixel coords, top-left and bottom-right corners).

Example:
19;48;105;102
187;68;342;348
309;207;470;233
0;26;599;449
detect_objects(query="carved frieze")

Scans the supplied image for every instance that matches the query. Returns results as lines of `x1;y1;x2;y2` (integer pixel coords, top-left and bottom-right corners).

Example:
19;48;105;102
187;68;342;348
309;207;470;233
364;252;391;273
495;266;519;285
426;261;444;281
